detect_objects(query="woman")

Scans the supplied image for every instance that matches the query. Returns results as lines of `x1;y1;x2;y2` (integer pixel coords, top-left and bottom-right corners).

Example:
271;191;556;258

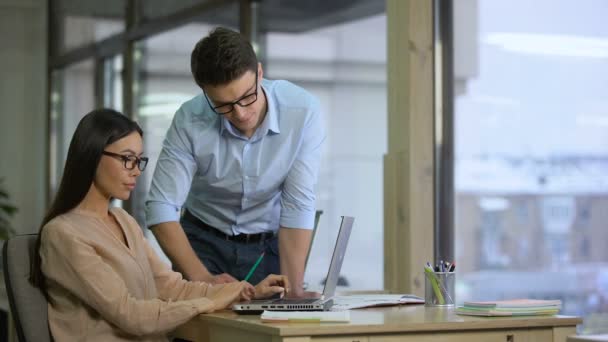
30;108;288;341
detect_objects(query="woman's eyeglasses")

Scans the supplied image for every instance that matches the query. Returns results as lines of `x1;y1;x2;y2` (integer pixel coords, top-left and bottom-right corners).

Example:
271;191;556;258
102;151;149;171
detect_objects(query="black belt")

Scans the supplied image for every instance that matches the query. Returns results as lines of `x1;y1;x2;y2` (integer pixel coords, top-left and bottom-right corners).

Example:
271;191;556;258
183;210;275;244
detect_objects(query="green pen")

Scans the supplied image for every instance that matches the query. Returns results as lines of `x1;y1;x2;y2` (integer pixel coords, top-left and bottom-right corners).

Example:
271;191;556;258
244;251;265;282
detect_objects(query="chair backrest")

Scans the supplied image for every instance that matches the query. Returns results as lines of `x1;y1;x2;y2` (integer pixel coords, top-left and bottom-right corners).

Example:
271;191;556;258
2;234;51;342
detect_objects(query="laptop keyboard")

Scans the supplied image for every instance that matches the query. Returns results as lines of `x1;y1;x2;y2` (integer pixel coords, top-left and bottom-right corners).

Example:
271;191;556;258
270;298;319;304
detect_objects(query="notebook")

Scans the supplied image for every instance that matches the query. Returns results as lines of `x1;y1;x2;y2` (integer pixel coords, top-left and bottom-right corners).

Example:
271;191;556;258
463;299;562;308
331;294;424;310
232;216;355;313
260;310;350;323
456;299;562;316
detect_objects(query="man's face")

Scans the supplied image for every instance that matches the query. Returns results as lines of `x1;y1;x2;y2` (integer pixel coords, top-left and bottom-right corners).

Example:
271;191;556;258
203;65;265;138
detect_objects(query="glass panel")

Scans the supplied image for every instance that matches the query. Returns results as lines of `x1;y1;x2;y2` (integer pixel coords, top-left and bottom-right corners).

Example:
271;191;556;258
51;0;124;54
103;55;123;110
101;54;126;210
453;0;608;334
49;71;62;197
132;23;216;263
266;13;387;292
49;59;95;196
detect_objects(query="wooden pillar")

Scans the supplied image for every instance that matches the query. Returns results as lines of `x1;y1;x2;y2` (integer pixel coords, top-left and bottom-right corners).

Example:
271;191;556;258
384;0;435;296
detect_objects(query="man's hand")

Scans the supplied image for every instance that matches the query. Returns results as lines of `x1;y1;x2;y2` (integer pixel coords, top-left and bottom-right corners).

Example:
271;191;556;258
253;274;290;299
211;273;238;284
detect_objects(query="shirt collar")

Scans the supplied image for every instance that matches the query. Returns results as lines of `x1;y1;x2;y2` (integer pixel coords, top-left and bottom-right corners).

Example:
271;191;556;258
263;81;280;135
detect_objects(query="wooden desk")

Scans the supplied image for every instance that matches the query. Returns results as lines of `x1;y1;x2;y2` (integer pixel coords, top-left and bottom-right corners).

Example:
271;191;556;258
174;305;581;342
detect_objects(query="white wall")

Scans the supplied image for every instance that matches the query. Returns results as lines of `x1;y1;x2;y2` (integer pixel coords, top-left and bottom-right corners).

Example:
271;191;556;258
0;0;48;234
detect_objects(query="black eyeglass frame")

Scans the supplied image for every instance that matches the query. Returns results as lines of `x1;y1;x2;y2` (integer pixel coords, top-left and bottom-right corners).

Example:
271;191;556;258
203;72;258;115
102;151;149;171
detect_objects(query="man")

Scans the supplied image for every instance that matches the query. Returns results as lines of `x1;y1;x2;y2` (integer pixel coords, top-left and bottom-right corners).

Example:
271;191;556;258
145;27;324;296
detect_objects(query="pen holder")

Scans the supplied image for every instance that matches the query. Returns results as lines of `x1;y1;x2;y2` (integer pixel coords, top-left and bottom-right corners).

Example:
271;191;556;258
424;272;455;307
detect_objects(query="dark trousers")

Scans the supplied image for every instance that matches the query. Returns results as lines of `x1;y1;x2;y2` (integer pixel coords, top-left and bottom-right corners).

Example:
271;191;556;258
180;215;280;285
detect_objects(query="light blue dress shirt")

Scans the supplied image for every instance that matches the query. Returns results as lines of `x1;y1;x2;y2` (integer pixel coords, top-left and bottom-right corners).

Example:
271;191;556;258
145;79;325;235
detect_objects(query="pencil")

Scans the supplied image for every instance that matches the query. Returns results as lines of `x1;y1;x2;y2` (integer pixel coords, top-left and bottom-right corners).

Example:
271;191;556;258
244;251;265;282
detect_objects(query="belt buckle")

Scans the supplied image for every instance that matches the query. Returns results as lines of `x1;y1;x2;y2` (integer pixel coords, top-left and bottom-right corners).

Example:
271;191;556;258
245;233;262;244
227;233;265;244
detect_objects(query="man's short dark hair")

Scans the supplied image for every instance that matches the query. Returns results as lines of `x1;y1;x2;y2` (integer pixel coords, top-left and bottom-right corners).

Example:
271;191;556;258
191;27;258;88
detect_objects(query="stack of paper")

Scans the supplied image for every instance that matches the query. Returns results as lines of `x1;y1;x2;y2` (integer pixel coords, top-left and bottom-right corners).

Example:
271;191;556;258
332;294;424;310
260;310;351;323
456;299;562;317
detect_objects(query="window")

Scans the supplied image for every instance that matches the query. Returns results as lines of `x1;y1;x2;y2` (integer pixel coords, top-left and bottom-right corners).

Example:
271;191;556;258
266;14;387;292
453;0;608;333
51;0;124;55
49;59;95;195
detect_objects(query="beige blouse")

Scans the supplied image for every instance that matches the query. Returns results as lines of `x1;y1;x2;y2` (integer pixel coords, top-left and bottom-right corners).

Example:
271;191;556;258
40;207;231;341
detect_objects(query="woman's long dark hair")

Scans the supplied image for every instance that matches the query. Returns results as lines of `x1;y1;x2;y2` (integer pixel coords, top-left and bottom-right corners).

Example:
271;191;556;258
30;108;143;301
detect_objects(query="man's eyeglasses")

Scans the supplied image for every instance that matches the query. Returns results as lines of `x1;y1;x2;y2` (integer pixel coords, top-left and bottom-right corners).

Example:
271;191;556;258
204;72;258;115
102;151;149;171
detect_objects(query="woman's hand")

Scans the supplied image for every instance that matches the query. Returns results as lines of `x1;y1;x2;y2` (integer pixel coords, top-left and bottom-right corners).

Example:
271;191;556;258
207;281;255;311
254;274;290;299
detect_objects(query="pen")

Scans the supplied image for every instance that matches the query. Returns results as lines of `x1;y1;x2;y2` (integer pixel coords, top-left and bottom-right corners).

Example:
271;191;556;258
448;262;456;272
424;265;445;305
244;251;265;282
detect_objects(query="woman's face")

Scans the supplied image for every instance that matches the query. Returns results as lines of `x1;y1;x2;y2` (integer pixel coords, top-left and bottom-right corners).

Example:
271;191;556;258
93;132;144;201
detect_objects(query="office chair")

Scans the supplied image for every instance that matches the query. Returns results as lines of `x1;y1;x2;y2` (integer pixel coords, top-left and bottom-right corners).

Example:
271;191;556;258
2;234;51;342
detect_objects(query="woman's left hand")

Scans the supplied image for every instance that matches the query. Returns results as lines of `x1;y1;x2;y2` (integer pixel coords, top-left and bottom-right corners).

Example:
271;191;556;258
254;274;290;299
206;281;255;311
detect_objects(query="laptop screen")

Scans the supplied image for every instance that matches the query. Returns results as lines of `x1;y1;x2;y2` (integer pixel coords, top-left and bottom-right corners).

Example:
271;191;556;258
321;216;354;299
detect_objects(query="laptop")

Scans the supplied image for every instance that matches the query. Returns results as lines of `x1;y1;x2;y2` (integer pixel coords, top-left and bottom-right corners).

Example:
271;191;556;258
233;216;354;313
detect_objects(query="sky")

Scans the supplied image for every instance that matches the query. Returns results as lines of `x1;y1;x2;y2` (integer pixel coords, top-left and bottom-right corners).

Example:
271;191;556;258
456;0;608;159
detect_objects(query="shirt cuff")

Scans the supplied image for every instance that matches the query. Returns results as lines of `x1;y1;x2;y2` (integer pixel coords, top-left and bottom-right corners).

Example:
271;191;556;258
280;208;316;230
145;201;181;228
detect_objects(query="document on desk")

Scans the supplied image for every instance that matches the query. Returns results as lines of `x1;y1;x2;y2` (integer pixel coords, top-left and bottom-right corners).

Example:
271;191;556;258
331;294;424;311
261;310;350;323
